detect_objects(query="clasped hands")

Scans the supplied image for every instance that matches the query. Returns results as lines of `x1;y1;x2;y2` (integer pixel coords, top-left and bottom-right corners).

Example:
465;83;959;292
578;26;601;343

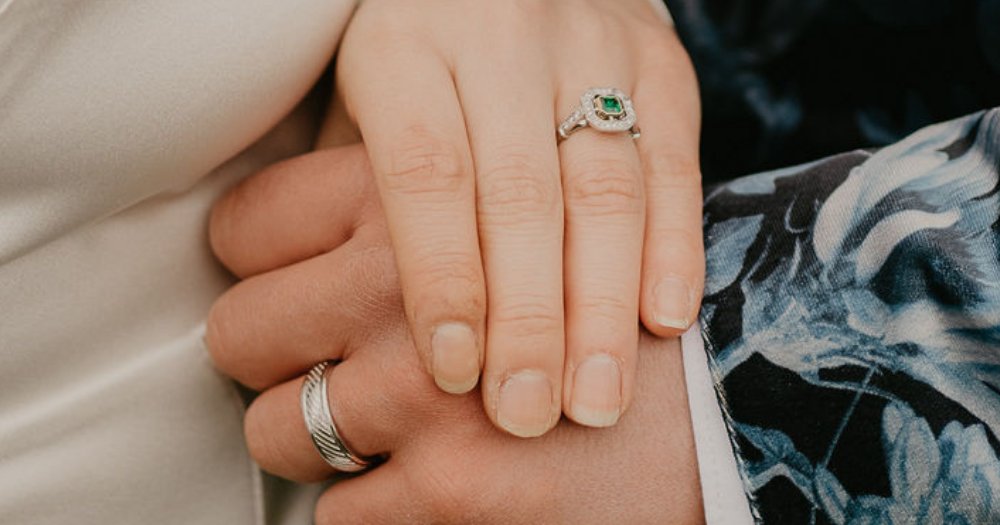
205;0;704;522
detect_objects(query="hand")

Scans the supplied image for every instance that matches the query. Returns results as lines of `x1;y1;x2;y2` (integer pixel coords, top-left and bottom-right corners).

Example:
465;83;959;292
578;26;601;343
206;145;702;524
326;0;703;437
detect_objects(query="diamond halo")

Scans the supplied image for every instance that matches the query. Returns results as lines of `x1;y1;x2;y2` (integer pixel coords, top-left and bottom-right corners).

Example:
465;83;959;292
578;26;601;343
558;87;639;141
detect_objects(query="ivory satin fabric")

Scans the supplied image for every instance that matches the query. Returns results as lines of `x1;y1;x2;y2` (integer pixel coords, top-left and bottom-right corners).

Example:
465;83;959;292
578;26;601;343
0;1;355;522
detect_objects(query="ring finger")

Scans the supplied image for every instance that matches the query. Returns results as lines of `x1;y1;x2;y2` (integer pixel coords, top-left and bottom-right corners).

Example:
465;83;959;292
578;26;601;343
206;225;400;390
557;89;644;428
243;334;432;482
456;25;565;439
555;50;644;427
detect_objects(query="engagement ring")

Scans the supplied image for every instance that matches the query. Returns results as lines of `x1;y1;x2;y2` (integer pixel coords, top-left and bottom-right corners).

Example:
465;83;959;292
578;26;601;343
557;87;640;142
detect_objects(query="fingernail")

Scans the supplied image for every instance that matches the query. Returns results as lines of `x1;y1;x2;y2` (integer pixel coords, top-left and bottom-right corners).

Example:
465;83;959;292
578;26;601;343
431;323;480;394
653;277;692;330
570;354;622;427
497;370;554;438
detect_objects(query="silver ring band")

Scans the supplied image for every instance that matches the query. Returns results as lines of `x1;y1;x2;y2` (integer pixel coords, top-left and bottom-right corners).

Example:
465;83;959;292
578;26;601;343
558;87;640;142
300;361;371;473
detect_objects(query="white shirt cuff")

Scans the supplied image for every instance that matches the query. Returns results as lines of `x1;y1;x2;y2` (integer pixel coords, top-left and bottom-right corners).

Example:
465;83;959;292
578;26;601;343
681;326;755;525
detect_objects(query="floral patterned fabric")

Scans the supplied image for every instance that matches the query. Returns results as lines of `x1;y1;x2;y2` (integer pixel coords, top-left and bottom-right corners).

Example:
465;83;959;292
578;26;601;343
699;108;1000;523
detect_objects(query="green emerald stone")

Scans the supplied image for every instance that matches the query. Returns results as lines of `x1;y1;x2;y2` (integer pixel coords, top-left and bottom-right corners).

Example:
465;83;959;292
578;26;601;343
598;95;624;115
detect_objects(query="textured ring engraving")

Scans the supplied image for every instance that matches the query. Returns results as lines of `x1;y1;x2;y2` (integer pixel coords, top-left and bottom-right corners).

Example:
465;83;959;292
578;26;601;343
300;361;371;473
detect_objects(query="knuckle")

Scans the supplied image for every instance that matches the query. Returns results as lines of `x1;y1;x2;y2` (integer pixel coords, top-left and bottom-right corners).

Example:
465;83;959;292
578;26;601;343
382;127;468;197
564;160;643;217
244;401;325;484
242;402;277;470
477;154;561;220
207;196;236;264
204;293;266;390
340;244;406;331
208;179;262;274
208;161;302;277
409;255;485;318
648;225;704;255
491;297;563;337
577;293;636;323
205;297;239;375
573;297;640;351
411;247;482;287
644;151;702;190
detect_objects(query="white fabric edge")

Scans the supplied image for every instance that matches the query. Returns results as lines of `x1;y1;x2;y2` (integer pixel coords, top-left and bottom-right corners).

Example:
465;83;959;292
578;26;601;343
681;326;755;525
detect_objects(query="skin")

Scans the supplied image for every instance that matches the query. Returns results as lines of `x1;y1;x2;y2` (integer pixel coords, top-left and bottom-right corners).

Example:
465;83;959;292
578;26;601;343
315;0;705;437
206;145;703;524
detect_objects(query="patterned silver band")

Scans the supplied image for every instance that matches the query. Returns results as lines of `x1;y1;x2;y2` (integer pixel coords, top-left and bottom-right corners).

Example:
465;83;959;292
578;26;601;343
300;361;371;473
558;87;640;142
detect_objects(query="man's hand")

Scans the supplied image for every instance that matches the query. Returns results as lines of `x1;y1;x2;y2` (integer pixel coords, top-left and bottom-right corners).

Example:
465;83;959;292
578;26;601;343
206;145;703;524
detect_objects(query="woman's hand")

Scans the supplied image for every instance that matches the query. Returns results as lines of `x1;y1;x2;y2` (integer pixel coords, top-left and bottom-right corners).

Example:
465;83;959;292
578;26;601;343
206;145;702;523
329;0;703;437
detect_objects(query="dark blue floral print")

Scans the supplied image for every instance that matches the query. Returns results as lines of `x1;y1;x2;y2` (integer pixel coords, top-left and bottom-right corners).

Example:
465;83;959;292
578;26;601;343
699;108;1000;523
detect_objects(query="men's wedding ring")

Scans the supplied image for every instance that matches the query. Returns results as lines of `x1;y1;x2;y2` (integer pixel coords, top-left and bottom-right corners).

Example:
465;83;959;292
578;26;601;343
300;361;372;473
557;87;640;142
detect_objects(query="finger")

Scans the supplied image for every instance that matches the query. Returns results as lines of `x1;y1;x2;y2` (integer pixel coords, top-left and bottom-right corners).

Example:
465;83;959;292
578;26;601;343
244;351;411;483
316;90;364;149
209;145;377;279
557;87;644;428
205;228;401;390
455;30;563;438
339;39;486;396
315;462;427;525
633;34;704;337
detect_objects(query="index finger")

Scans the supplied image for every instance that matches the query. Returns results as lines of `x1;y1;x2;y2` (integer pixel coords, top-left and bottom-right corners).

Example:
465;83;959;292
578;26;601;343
339;36;486;395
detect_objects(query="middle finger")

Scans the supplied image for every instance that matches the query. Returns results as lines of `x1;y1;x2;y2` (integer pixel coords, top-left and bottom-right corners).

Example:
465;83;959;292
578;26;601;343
206;225;401;390
456;15;564;438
